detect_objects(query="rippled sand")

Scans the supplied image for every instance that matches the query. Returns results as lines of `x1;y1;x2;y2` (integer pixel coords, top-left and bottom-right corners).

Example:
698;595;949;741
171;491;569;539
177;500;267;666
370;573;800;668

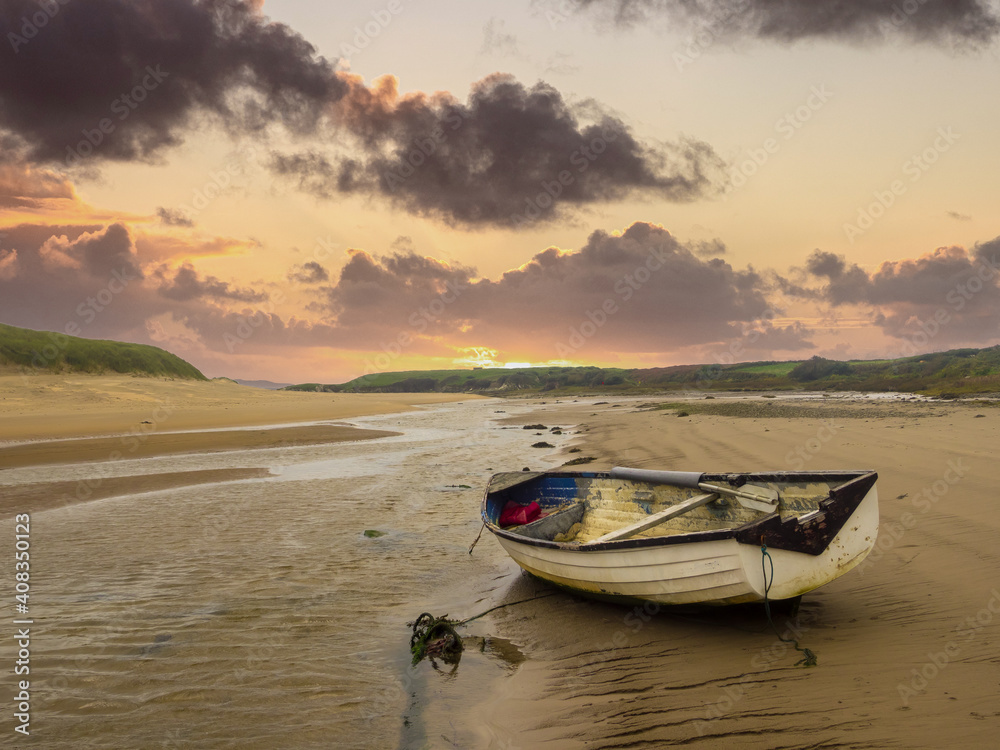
481;396;1000;749
3;390;998;748
0;399;571;749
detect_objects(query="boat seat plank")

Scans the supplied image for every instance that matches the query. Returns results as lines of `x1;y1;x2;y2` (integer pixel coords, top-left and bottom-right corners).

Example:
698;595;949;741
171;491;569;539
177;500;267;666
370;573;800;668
586;492;719;544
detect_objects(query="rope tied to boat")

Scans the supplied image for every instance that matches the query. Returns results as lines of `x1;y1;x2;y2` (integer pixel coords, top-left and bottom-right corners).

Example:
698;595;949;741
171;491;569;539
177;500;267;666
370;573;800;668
761;543;818;667
468;522;486;554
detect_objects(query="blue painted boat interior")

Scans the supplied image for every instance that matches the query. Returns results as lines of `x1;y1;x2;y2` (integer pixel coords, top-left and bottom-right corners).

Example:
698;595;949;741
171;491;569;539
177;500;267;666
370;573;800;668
485;472;598;523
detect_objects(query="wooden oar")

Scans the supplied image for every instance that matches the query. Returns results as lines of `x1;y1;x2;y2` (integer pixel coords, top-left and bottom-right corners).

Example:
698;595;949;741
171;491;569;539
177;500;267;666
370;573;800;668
587;492;719;544
609;467;779;513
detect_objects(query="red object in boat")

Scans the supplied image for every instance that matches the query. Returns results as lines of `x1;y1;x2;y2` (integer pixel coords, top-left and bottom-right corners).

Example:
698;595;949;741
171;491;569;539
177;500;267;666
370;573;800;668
499;500;541;526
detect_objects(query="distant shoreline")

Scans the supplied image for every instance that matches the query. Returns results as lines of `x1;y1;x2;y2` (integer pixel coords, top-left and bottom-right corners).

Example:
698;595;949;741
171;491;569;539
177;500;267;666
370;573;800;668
0;373;485;443
288;347;1000;398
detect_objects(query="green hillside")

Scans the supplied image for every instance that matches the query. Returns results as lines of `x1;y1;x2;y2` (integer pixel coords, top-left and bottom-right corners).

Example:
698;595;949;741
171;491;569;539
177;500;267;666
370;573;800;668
0;323;207;380
287;365;634;394
286;347;1000;397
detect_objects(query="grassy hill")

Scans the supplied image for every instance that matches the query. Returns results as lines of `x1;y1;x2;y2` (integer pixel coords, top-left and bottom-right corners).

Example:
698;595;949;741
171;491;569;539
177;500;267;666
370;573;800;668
287;365;634;394
286;346;1000;397
0;323;207;380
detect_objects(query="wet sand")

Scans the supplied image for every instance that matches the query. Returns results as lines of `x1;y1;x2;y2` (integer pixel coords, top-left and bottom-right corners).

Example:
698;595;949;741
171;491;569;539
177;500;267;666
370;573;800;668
0;467;273;519
3;382;999;747
0;424;400;471
0;374;478;519
0;393;557;750
478;395;1000;748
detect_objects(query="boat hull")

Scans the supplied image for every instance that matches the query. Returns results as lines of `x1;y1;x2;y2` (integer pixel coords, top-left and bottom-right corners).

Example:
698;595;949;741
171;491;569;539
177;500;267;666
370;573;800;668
483;470;879;606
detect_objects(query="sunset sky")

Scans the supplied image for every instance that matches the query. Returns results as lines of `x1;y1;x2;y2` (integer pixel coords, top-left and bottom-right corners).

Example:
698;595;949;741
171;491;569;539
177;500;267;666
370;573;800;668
2;0;999;382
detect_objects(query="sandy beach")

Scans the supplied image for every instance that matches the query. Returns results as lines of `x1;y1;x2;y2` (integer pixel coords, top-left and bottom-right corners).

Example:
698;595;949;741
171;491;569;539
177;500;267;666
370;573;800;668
0;373;478;442
478;394;1000;748
2;380;999;748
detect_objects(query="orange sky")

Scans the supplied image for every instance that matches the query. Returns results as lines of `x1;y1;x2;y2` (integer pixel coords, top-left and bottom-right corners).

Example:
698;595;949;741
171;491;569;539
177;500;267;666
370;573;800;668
2;1;999;382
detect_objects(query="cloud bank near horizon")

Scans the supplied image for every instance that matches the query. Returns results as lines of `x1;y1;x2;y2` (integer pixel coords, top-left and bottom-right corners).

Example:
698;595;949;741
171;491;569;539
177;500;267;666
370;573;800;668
804;239;1000;346
3;199;998;376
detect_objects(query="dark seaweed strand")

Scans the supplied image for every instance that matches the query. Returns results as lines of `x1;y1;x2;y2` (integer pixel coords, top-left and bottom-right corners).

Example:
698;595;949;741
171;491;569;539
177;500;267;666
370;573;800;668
762;545;817;667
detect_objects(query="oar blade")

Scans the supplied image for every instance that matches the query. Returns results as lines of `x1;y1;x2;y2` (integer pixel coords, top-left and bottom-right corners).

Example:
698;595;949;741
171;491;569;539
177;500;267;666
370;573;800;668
732;484;779;513
699;482;779;513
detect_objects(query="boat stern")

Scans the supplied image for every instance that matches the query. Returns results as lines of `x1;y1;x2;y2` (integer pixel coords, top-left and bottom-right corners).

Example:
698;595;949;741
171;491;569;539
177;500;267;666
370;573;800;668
739;477;880;600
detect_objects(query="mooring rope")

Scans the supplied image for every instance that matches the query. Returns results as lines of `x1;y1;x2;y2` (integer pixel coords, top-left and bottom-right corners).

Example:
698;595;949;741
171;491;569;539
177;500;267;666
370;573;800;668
455;591;557;626
467;522;486;555
761;543;817;667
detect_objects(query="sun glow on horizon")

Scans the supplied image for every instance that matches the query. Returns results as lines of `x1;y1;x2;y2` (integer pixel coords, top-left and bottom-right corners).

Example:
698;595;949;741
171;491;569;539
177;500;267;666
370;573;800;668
451;348;580;370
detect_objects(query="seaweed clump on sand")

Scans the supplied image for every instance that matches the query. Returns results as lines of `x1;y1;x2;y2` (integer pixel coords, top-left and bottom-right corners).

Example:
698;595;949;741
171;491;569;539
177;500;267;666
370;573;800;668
409;613;463;666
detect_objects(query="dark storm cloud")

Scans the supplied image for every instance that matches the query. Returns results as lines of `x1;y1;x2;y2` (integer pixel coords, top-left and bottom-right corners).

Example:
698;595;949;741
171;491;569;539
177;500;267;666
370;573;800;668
0;223;101;251
1;221;144;282
804;249;874;304
274;75;725;226
156;207;195;227
325;249;475;329
691;238;727;257
0;222;150;337
0;222;139;281
0;221;281;350
63;222;143;278
804;239;1000;342
155;263;268;303
462;222;777;351
0;217;362;358
288;261;329;284
569;0;1000;45
0;1;724;225
269;151;344;199
0;0;344;165
322;222;802;356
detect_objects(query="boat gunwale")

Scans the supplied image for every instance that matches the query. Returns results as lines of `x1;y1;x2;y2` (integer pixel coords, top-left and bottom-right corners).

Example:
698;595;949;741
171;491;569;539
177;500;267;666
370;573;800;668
481;469;878;555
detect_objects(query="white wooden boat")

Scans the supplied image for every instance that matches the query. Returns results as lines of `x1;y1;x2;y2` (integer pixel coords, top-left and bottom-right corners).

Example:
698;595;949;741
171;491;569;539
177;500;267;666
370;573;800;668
481;467;879;606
